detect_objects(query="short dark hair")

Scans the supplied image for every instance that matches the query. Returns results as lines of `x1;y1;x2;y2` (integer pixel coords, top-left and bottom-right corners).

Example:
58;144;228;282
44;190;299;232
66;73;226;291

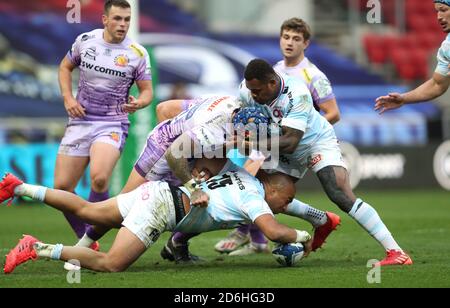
244;59;276;83
280;18;312;41
104;0;130;15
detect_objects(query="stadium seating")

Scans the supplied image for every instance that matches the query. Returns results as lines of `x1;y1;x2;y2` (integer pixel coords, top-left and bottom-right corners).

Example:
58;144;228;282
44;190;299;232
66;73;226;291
361;0;445;83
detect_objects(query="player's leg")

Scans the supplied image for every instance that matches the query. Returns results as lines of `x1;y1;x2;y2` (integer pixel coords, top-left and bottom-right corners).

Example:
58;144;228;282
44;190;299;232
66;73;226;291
54;154;90;238
268;155;341;251
316;165;412;266
5;227;147;273
59;227;146;272
10;177;123;227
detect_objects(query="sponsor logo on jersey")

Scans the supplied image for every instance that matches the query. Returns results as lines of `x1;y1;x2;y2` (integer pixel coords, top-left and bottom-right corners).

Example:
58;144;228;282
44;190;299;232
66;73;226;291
114;54;129;67
307;154;322;168
80;60;127;78
129;44;144;57
83;46;98;60
207;96;230;111
81;34;95;42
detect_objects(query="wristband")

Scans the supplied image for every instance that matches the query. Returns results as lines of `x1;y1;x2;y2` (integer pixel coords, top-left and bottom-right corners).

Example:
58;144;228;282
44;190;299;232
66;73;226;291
295;230;311;243
183;179;198;194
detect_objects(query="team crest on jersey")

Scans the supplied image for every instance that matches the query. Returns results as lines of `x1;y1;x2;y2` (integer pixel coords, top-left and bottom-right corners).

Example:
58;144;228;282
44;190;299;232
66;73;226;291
114;54;129;67
110;132;120;142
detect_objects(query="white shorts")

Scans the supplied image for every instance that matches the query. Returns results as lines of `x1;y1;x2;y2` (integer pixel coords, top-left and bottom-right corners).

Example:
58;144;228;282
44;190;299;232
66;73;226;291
116;181;177;248
58;120;128;156
266;136;347;179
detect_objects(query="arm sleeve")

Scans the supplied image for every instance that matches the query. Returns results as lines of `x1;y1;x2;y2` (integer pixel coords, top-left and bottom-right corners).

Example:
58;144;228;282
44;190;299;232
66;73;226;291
280;93;312;132
134;48;152;81
310;74;335;105
66;34;82;66
241;193;273;222
435;44;450;76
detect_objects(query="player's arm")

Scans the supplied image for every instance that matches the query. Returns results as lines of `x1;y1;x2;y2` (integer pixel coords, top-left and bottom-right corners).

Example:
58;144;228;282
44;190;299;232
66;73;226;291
310;74;340;124
278;126;303;154
58;56;86;118
318;98;340;124
165;132;210;207
254;214;311;246
156;99;185;123
123;79;153;114
375;72;450;114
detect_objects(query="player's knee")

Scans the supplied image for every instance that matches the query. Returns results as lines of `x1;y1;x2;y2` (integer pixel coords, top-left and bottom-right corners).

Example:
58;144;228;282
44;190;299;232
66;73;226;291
91;175;108;191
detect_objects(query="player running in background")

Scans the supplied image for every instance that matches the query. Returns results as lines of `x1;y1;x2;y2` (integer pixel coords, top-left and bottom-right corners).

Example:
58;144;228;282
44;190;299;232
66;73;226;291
375;0;450;112
215;17;342;256
56;0;152;248
236;59;412;266
1;168;312;273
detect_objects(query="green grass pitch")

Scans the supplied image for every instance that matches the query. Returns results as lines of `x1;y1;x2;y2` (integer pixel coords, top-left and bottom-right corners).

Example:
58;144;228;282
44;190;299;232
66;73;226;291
0;189;449;288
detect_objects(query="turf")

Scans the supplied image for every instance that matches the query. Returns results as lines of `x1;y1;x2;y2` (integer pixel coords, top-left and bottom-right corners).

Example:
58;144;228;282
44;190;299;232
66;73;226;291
0;189;449;288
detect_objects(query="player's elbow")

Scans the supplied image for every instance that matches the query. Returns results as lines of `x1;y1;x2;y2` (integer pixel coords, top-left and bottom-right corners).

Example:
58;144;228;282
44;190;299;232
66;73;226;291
329;112;340;124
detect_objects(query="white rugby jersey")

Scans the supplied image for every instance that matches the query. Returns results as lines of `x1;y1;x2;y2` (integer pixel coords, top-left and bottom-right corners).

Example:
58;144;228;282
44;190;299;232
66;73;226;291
239;73;335;159
175;165;272;233
435;34;450;76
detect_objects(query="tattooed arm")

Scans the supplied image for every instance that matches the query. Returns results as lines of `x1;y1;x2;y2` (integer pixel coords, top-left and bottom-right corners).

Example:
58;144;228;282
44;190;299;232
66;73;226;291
165;132;210;207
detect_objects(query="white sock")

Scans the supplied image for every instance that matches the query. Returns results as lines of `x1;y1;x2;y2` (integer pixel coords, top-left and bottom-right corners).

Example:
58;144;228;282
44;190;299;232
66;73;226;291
285;199;327;228
348;199;402;252
34;242;64;260
75;234;94;248
13;183;47;202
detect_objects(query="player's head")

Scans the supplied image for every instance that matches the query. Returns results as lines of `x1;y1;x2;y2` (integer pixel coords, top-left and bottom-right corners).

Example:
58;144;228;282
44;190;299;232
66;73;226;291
244;59;280;105
435;1;450;33
258;171;296;214
102;0;131;43
279;18;311;61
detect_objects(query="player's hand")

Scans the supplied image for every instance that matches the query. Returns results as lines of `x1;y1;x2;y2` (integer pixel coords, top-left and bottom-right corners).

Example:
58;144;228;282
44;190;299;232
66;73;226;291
374;92;405;114
190;190;209;208
191;168;211;183
123;95;146;114
302;238;313;258
64;96;86;118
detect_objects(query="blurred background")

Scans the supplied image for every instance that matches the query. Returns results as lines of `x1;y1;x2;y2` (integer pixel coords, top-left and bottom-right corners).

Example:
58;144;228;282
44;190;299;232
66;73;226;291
0;0;449;196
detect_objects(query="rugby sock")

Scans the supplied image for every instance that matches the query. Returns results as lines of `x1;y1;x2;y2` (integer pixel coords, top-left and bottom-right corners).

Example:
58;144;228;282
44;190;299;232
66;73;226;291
13;183;47;202
236;224;251;235
348;199;402;251
249;224;268;244
63;212;88;239
34;242;64;260
75;233;95;248
86;226;103;241
285;199;327;228
88;190;109;202
172;232;199;246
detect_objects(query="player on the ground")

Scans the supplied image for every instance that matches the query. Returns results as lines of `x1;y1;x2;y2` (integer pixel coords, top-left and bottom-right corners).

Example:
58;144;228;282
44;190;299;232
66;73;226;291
215;17;342;256
375;0;450;113
235;59;412;266
55;0;153;249
1;169;312;274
